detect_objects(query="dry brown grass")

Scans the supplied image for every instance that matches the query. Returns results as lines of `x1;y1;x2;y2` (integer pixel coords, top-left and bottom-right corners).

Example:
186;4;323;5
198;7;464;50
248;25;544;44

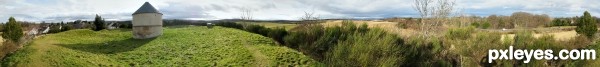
500;30;578;41
0;41;19;59
321;20;418;38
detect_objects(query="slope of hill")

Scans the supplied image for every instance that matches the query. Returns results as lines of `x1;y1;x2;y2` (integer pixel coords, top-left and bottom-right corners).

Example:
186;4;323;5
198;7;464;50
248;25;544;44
1;26;319;66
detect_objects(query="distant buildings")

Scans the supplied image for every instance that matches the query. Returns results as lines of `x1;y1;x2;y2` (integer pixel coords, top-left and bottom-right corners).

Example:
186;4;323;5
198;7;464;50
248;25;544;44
132;2;163;39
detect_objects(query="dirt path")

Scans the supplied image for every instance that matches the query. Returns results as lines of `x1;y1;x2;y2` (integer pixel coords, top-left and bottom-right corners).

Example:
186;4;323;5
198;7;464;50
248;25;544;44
243;41;270;66
17;38;55;67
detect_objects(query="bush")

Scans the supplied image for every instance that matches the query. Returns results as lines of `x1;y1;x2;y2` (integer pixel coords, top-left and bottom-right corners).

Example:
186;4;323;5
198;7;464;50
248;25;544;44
92;15;105;31
552;19;570;26
397;23;408;29
358;23;369;33
284;24;325;58
61;25;72;32
214;22;243;29
401;36;455;67
445;27;475;40
267;27;287;44
341;20;357;33
481;22;491;29
513;31;535;48
2;17;23;42
284;21;364;60
214;22;289;44
48;24;61;33
244;24;268;35
325;29;403;66
119;23;132;28
575;11;597;38
471;22;480;27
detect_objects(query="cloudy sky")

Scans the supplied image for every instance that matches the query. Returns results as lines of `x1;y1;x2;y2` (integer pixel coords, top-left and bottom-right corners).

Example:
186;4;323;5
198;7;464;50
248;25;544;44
0;0;599;22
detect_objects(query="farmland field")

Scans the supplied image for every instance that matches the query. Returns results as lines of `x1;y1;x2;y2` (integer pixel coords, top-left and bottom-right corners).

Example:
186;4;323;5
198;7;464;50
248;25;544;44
1;26;319;66
239;22;298;30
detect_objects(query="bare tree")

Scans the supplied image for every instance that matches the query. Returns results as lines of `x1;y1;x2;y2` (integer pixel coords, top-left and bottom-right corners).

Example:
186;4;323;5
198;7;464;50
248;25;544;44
413;0;455;37
240;8;253;20
301;11;318;20
413;0;432;35
432;0;455;26
300;9;320;24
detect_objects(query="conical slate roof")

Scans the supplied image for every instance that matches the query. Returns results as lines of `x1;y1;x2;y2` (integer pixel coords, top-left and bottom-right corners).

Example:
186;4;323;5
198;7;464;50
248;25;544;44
133;2;161;15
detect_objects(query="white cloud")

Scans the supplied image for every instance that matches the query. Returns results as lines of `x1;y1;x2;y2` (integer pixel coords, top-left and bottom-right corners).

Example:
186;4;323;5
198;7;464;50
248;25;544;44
0;0;598;22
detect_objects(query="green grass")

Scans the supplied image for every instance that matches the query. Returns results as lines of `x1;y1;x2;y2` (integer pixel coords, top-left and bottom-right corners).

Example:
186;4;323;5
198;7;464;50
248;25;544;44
1;26;320;67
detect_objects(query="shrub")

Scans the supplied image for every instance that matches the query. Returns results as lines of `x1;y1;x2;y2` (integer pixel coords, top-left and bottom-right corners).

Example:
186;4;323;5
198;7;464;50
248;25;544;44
2;17;23;42
0;24;4;32
513;31;535;48
267;27;287;44
481;22;491;29
552;19;570;26
341;20;357;33
306;26;344;60
397;23;408;29
214;22;243;29
470;32;502;66
575;11;597;38
445;27;475;40
325;29;403;66
470;22;480;27
49;24;61;33
92;15;105;31
357;23;369;33
119;23;132;28
61;25;72;32
284;24;325;58
244;24;268;35
401;36;455;67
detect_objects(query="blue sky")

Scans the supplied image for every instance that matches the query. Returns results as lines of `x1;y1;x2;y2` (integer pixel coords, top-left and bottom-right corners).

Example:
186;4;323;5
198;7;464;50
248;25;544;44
0;0;598;22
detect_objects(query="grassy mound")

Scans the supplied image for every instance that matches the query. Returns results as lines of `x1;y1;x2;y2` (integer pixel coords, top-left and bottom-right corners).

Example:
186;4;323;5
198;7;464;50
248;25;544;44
1;26;319;66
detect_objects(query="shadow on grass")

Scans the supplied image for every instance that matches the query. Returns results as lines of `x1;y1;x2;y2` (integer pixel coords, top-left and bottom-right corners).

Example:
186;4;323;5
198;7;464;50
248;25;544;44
57;38;156;54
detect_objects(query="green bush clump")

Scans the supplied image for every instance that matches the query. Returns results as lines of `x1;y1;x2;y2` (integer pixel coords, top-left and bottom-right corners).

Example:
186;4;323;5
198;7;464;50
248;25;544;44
215;22;243;29
513;31;535;48
267;27;288;44
575;11;597;38
285;20;458;66
284;24;325;59
551;19;570;26
481;22;491;29
470;22;490;29
471;22;479;28
2;17;23;42
325;28;403;67
92;15;105;31
216;22;289;45
61;25;73;32
244;24;268;35
445;26;475;40
284;20;365;61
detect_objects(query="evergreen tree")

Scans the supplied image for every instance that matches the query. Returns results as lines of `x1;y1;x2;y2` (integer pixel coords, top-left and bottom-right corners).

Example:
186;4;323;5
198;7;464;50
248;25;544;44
575;11;597;38
2;17;23;42
93;14;105;31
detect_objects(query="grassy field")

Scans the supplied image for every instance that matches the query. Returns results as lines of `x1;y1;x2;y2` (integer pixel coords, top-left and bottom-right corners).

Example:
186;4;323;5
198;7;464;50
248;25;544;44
1;26;319;66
